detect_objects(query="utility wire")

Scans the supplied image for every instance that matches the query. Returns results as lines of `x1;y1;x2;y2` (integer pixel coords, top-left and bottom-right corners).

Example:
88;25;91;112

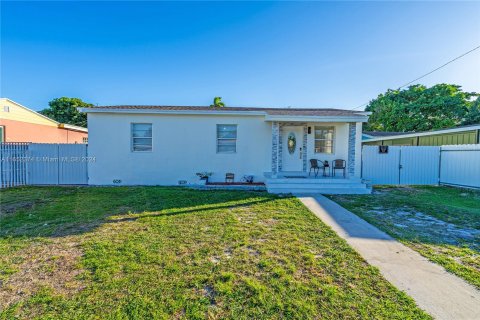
350;44;480;110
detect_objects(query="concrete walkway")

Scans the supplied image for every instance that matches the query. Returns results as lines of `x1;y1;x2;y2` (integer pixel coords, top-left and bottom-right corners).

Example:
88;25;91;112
298;194;480;320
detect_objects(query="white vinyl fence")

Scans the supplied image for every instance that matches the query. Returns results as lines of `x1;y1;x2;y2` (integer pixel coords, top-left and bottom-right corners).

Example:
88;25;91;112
0;143;29;188
362;145;480;188
3;143;478;189
439;145;480;188
0;143;88;188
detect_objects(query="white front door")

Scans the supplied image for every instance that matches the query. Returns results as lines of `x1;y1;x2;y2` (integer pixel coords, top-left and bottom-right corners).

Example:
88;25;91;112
282;126;303;171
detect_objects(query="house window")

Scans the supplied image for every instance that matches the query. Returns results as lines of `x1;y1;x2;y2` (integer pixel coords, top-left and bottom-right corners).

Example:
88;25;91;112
82;137;88;144
217;124;237;153
314;126;335;154
0;126;4;142
3;106;10;112
131;123;152;152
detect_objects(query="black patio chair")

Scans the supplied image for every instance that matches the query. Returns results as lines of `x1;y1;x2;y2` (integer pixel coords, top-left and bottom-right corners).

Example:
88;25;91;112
332;159;346;177
309;159;327;177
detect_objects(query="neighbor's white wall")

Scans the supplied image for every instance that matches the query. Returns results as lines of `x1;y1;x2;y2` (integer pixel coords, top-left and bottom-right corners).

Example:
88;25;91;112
87;113;272;185
306;122;349;169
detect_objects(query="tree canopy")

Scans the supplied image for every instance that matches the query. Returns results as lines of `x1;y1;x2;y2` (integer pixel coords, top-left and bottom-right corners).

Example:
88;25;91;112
39;97;92;127
462;96;480;125
364;84;479;132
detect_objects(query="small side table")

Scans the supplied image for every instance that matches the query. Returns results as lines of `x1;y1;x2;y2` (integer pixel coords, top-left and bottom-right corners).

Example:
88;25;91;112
323;163;330;177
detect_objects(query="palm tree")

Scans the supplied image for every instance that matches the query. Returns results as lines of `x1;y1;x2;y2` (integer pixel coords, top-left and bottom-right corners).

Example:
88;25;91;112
210;97;225;108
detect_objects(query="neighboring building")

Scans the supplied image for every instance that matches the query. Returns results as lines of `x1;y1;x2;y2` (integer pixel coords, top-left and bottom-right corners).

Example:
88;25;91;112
79;105;371;193
362;124;480;146
362;131;408;140
0;98;88;143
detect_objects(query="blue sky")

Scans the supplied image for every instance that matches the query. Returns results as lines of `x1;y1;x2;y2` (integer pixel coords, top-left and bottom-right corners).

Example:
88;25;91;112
1;1;479;111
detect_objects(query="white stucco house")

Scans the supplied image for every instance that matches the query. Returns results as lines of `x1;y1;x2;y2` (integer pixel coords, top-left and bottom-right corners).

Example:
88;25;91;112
79;105;371;194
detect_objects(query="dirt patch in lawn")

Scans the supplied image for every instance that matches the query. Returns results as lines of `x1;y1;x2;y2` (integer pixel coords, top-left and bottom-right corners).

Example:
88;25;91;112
367;208;480;247
0;237;85;310
0;201;41;217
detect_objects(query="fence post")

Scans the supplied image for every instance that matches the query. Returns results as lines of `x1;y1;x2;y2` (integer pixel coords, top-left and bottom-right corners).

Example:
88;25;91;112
398;147;402;184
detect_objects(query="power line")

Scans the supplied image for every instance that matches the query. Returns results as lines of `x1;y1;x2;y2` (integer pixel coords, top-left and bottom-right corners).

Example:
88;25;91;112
397;45;480;89
350;101;369;111
350;44;480;110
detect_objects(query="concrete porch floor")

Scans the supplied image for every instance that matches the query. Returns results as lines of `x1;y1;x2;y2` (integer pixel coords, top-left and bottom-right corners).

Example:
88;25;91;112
266;171;351;179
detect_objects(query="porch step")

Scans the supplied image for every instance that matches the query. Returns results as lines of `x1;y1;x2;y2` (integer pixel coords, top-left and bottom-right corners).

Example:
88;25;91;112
267;184;370;190
266;178;363;184
267;186;371;194
265;178;371;195
270;187;371;195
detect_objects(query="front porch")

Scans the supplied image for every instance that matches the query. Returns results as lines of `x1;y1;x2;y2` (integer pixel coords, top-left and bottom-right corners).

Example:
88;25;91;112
266;120;370;194
269;121;358;176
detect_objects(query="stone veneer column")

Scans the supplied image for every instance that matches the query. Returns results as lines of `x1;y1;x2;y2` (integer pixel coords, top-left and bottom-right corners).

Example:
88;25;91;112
348;122;356;176
302;125;308;171
271;122;280;175
278;124;283;172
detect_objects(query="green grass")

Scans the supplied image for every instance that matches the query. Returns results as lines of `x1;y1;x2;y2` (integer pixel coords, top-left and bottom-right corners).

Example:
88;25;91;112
0;186;430;319
329;186;480;289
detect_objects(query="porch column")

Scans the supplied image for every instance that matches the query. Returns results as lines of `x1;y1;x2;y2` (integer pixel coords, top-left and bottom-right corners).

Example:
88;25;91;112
302;125;308;171
348;122;356;176
271;122;280;177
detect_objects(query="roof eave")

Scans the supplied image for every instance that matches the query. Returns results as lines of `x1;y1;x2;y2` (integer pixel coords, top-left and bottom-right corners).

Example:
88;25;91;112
77;108;266;116
264;115;369;123
363;125;480;142
78;108;368;121
58;123;88;132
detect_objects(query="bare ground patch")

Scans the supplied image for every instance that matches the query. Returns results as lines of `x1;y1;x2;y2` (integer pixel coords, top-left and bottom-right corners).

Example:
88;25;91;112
258;218;279;227
367;207;480;247
0;237;85;310
0;201;42;217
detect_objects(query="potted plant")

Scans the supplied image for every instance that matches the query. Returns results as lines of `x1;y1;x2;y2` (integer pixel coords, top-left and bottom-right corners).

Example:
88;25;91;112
196;172;212;185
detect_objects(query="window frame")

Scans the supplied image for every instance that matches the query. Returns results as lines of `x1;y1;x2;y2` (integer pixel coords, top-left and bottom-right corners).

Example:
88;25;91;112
216;124;237;154
314;126;335;154
131;123;153;152
0;126;4;143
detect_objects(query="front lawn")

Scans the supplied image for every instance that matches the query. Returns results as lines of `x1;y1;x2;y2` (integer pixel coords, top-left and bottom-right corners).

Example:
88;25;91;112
0;187;429;319
329;186;480;289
